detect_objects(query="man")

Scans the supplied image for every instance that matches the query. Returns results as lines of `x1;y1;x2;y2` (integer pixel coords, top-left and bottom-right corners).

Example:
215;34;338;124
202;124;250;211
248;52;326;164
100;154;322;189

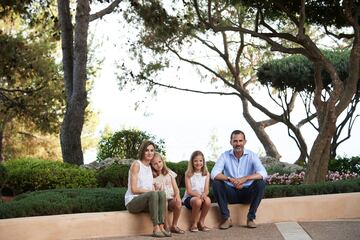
211;130;267;229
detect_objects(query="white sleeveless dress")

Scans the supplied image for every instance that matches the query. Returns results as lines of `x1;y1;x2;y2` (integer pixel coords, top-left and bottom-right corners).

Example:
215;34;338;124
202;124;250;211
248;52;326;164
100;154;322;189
182;172;207;202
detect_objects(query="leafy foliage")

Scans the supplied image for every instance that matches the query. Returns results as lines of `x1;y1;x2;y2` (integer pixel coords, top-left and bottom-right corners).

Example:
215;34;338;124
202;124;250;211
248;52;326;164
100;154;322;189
1;179;359;219
257;50;351;92
0;33;65;132
96;129;166;161
328;156;360;174
0;188;126;219
0;164;7;188
96;164;129;187
3;121;62;161
2;158;97;194
265;178;360;198
237;0;351;28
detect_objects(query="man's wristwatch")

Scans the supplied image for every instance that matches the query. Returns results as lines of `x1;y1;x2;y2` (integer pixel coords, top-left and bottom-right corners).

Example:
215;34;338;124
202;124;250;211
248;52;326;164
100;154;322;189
227;176;231;182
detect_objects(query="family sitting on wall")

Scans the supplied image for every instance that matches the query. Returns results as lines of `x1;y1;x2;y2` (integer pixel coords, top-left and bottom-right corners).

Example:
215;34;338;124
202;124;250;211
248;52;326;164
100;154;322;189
124;130;268;237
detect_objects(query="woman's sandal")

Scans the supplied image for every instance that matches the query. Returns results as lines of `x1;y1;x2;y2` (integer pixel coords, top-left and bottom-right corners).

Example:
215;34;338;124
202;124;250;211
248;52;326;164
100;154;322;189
198;224;211;232
151;231;165;238
161;229;172;237
170;226;185;234
189;226;199;232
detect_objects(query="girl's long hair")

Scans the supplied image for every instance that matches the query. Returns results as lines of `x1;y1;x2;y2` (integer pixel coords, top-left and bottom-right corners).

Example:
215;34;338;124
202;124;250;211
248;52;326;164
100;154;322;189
151;152;169;177
185;150;208;177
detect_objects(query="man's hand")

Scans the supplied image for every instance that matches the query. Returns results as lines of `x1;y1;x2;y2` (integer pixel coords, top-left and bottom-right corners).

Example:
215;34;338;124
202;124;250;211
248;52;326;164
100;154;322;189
229;176;247;189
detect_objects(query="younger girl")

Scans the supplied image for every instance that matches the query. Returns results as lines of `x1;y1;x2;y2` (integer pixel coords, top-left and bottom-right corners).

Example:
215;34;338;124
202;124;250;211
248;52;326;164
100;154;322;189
182;150;211;232
151;153;185;234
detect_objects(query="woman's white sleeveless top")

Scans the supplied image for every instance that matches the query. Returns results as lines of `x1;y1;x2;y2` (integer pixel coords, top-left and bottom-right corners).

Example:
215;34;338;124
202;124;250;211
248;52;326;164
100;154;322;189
124;160;154;206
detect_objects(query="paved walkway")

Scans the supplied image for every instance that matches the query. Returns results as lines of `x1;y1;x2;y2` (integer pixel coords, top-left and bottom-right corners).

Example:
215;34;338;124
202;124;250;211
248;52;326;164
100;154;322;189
81;219;360;240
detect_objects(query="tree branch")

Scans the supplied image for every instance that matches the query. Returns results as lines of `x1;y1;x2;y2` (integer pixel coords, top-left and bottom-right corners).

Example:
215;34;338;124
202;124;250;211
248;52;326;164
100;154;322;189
89;0;122;22
144;78;239;97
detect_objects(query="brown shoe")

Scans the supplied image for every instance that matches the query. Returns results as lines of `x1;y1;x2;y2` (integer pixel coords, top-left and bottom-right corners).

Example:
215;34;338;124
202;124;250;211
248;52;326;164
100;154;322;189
247;219;257;228
219;218;232;229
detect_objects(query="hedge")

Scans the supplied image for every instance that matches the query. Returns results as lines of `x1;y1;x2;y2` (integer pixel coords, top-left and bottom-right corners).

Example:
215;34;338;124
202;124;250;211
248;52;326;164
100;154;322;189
2;158;97;194
0;188;126;219
1;179;359;219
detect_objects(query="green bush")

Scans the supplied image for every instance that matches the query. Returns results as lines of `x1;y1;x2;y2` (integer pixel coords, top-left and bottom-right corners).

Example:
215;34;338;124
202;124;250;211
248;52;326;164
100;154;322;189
0;164;7;187
328;156;360;174
265;179;360;198
97;164;130;187
0;188;126;219
167;161;187;188
1;179;359;219
266;165;298;175
96;129;166;161
3;158;97;194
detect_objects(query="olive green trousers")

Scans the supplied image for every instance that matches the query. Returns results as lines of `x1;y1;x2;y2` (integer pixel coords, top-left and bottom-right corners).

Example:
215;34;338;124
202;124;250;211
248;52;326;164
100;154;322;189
126;191;166;226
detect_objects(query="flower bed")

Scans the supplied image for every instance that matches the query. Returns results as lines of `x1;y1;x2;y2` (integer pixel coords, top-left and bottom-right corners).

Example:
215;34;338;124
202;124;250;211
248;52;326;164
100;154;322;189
266;171;359;185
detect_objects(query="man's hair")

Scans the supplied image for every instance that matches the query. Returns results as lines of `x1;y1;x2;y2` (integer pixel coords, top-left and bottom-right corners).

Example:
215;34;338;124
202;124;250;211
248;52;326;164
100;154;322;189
230;130;246;140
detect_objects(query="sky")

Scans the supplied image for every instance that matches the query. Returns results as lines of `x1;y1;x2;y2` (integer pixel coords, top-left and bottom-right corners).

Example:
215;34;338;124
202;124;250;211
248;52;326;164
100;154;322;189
84;3;360;164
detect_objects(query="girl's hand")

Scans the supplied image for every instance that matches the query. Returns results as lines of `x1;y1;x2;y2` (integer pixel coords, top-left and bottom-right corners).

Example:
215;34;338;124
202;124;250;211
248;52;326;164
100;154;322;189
154;183;161;190
175;195;181;202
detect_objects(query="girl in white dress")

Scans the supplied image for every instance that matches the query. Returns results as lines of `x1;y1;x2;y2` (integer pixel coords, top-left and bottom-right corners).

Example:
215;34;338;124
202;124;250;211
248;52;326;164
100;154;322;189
182;150;211;232
124;141;170;238
151;153;185;234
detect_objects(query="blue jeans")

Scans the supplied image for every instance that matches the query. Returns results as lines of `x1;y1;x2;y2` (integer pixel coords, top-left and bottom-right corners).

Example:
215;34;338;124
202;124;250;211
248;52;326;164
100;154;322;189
212;179;265;221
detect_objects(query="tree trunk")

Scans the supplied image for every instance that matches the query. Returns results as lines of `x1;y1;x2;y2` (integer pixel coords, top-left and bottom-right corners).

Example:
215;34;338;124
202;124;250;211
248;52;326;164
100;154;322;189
58;0;90;165
60;98;86;165
241;97;282;160
304;63;339;184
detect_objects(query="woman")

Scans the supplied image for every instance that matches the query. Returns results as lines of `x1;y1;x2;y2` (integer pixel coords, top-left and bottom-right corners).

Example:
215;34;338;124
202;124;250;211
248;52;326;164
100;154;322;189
124;140;171;237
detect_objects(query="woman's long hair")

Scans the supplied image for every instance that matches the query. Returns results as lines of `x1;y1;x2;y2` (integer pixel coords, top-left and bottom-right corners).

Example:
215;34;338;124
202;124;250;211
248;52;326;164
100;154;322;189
138;140;156;160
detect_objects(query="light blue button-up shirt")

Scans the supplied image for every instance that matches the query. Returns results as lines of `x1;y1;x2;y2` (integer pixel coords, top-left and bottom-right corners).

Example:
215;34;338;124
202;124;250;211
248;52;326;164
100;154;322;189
210;149;268;188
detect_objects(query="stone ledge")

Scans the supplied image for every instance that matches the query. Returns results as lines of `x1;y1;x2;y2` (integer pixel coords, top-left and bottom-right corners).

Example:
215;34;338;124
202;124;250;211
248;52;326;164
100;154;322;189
0;192;359;240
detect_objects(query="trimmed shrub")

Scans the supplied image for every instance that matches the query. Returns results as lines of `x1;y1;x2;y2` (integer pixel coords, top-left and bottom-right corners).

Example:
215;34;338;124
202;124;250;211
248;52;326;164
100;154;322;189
3;158;97;194
96;164;130;187
166;161;187;188
265;179;360;198
0;188;126;219
0;179;359;219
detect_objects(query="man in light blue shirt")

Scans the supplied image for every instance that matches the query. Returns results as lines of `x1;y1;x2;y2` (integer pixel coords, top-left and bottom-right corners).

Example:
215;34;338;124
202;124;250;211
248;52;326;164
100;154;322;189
211;130;267;229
